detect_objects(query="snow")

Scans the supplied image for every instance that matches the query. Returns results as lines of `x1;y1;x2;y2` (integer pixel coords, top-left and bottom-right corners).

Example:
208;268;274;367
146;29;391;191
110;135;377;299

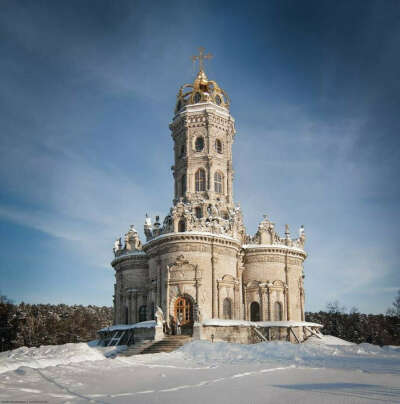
178;340;400;371
0;342;124;375
178;102;231;119
99;320;156;332
305;334;355;346
1;337;399;403
242;243;305;253
202;319;323;328
112;250;146;263
144;231;240;245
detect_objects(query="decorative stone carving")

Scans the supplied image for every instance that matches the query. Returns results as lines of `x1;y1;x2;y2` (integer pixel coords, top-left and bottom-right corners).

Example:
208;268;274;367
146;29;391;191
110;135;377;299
167;255;201;283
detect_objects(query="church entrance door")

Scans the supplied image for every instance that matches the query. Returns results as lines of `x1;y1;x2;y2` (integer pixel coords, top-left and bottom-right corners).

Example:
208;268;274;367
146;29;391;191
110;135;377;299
174;296;193;335
250;301;260;321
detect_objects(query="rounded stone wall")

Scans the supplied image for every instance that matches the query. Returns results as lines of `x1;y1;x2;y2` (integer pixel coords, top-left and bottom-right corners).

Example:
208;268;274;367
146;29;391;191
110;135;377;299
242;246;306;322
143;233;241;322
111;252;149;324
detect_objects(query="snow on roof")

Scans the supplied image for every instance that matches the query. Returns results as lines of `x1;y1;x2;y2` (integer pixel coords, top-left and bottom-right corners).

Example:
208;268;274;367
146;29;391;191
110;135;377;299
144;231;240;245
201;319;322;328
176;102;231;119
98;320;156;333
242;244;305;253
111;250;147;264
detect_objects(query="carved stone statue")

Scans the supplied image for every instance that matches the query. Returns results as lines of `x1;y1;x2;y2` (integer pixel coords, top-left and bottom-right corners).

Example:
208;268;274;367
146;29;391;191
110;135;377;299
113;237;122;255
155;306;164;326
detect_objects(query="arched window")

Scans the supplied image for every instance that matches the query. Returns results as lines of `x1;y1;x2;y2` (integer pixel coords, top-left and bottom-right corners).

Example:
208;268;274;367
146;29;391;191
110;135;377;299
250;301;260;321
195;206;203;219
138;305;146;322
274;301;283;321
223;298;232;319
214;172;223;194
215;139;223;154
195;137;204;152
195;169;206;192
181;174;186;196
178;219;186;232
125;306;129;324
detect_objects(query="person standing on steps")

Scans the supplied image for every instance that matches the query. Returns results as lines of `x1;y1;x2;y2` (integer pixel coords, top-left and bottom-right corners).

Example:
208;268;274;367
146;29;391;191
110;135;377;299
170;317;176;335
177;314;182;335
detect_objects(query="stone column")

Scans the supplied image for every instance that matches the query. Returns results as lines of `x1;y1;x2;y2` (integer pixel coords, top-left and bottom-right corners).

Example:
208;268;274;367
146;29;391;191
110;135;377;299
236;253;244;320
300;288;305;321
157;259;162;307
134;292;138;323
234;284;239;320
284;253;291;321
211;247;217;318
226;164;231;203
243;287;248;320
166;267;170;322
283;287;289;321
260;287;268;321
207;161;213;191
128;292;133;323
259;286;264;321
188;171;193;194
217;281;221;318
267;286;272;321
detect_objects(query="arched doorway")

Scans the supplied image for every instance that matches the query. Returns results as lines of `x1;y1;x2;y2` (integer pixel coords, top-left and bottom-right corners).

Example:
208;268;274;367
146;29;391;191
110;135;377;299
174;296;193;335
125;306;129;324
250;301;260;321
223;298;232;319
178;219;186;232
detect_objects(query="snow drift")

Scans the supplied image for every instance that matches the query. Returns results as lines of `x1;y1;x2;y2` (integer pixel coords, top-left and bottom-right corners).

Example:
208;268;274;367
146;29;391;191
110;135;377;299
178;339;400;374
0;342;115;374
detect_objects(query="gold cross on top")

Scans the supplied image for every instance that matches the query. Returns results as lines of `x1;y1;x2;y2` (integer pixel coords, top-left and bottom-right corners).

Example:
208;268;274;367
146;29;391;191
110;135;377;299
191;47;213;72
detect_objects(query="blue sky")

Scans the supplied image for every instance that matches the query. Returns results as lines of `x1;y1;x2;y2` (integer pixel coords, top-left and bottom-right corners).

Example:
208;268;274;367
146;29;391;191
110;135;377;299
1;0;399;313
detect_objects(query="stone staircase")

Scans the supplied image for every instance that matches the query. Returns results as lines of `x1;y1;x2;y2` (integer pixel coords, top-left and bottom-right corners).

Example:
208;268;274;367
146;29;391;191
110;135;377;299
118;340;154;356
140;335;192;354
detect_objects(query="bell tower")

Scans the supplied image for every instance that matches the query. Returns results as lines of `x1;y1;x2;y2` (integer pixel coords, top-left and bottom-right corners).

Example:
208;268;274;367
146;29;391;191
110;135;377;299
170;48;236;220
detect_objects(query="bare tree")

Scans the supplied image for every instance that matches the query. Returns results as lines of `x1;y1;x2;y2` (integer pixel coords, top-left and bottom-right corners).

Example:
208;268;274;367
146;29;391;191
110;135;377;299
387;290;400;316
326;300;346;314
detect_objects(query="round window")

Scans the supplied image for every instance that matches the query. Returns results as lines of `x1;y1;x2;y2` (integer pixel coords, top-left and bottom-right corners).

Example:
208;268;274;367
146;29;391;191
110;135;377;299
194;92;201;103
195;137;204;152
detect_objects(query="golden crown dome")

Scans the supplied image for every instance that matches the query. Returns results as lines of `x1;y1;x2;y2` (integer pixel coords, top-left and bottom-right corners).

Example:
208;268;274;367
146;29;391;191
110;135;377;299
175;48;230;114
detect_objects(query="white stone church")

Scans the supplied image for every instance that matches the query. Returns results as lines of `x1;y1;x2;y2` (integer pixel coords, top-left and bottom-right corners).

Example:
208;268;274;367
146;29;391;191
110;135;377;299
103;49;322;346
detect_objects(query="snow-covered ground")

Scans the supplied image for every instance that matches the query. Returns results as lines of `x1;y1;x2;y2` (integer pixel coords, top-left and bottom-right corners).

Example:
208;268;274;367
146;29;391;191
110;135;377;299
0;336;399;403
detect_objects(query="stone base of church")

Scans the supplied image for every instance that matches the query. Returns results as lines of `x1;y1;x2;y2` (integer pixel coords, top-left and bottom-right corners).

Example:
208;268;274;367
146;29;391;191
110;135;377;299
192;320;323;344
98;320;322;346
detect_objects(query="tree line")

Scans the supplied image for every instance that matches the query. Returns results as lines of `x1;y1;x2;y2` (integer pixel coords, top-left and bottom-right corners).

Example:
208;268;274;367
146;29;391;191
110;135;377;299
305;311;399;345
306;292;400;346
0;296;112;352
0;291;399;351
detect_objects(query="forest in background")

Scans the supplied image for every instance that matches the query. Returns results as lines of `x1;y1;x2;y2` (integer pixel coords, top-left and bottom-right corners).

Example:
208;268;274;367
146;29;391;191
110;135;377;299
0;293;399;351
0;299;112;352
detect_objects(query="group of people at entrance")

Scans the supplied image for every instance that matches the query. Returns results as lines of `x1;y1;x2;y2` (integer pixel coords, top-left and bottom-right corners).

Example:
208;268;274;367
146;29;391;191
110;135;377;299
164;314;183;335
